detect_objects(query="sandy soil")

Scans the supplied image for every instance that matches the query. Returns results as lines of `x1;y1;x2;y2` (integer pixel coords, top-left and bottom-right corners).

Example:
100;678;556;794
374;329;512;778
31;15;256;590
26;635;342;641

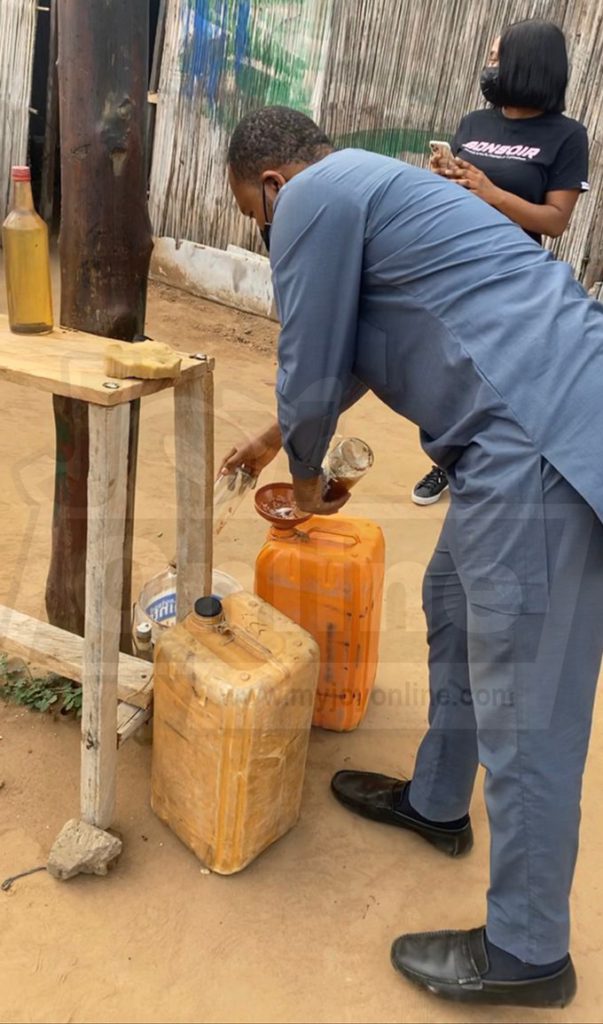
0;276;602;1024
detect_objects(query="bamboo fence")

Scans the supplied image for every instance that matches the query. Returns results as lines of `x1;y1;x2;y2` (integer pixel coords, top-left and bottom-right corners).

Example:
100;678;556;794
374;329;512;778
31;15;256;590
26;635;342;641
149;0;333;254
149;0;603;282
0;0;37;220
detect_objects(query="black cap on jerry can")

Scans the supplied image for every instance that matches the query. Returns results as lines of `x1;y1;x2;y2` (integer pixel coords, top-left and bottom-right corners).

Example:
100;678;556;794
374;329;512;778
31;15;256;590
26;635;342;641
194;596;223;618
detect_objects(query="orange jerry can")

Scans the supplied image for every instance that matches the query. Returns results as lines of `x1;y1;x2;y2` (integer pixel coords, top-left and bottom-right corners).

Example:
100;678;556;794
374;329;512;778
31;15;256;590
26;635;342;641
151;592;319;874
255;500;385;732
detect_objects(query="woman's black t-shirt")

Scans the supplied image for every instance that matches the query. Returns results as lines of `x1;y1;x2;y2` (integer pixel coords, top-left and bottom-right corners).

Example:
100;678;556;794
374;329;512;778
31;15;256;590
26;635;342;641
452;108;589;243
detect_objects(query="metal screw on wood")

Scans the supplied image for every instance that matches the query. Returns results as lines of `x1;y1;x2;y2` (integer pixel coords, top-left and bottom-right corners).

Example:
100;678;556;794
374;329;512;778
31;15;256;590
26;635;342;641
102;382;121;389
192;353;208;361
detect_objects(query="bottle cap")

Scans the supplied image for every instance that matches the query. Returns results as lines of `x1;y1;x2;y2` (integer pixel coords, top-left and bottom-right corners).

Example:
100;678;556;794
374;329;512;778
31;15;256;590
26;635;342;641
11;166;31;182
194;596;223;618
136;622;153;639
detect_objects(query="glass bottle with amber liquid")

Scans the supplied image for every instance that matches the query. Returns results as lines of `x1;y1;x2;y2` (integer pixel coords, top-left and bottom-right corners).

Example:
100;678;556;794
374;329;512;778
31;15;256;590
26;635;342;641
2;166;53;334
322;437;374;501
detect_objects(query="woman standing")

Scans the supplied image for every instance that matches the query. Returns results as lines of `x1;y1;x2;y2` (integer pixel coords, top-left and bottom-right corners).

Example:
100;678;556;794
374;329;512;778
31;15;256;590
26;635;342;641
412;19;589;506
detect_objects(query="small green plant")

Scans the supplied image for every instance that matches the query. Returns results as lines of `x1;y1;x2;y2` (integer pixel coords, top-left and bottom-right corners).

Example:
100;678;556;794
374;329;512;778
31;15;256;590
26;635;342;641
0;653;82;718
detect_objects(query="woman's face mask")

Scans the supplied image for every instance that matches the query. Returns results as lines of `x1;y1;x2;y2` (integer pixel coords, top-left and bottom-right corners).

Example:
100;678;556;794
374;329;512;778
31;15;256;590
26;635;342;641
480;65;502;106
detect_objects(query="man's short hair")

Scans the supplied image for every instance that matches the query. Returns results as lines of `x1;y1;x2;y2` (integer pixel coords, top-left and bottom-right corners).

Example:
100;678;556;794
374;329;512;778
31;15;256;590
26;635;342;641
228;106;333;181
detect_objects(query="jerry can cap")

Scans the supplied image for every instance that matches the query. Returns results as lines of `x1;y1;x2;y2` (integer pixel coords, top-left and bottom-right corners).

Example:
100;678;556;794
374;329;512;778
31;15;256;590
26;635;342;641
194;596;223;618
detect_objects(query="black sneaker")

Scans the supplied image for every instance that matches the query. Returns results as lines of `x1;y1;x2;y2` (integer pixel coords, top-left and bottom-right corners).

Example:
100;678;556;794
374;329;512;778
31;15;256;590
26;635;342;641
412;466;449;506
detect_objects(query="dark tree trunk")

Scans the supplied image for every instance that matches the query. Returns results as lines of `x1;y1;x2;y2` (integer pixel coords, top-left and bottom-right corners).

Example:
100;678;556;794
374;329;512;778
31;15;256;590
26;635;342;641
46;0;154;649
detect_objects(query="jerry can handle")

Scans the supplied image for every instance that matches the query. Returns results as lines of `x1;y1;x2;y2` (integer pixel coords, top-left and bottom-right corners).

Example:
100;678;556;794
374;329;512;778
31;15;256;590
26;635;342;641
305;525;359;546
218;622;274;662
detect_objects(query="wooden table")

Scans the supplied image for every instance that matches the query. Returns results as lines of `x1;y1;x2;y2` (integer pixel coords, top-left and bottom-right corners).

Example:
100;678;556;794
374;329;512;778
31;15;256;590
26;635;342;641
0;317;214;829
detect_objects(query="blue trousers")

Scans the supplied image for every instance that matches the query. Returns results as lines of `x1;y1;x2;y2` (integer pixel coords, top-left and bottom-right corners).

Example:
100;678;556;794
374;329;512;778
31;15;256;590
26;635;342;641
411;461;603;963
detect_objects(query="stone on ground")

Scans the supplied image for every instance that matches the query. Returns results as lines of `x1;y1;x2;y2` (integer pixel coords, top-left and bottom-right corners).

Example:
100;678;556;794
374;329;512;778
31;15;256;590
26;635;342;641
47;818;122;881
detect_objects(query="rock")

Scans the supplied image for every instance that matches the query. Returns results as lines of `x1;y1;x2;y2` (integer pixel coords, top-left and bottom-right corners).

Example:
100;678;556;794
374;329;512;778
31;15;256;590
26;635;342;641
47;819;122;881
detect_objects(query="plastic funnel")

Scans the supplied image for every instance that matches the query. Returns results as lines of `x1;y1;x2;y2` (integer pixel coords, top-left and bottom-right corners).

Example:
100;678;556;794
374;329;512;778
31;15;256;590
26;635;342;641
254;482;312;527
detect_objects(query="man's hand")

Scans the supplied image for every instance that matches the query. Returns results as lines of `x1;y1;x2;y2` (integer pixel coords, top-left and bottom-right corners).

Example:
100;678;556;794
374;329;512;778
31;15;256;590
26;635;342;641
218;421;282;481
447;158;502;207
293;475;350;516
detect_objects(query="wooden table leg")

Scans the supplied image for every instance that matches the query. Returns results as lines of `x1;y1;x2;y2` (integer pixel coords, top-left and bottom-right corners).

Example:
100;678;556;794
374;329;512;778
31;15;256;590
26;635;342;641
174;370;214;621
81;403;131;828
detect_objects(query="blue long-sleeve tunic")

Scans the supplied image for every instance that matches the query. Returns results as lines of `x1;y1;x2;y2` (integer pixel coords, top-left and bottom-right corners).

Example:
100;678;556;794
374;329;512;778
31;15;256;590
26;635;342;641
269;149;603;614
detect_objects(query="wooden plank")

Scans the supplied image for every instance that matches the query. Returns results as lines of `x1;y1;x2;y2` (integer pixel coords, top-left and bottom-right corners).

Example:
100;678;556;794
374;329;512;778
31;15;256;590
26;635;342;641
81;403;130;828
40;0;58;227
0;315;212;406
174;370;214;621
0;605;153;709
149;0;166;95
117;701;152;746
147;0;167;179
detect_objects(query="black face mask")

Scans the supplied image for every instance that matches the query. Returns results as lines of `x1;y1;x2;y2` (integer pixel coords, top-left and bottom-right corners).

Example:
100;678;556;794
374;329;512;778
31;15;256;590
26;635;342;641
260;182;272;252
480;65;502;106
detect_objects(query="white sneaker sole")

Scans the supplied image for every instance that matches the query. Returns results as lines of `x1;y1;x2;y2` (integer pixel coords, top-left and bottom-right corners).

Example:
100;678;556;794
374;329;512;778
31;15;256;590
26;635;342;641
412;485;449;506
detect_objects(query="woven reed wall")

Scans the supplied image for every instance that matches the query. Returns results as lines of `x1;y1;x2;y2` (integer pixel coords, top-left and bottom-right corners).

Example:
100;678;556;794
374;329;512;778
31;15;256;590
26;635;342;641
149;0;333;253
551;0;603;279
0;0;37;219
149;0;603;280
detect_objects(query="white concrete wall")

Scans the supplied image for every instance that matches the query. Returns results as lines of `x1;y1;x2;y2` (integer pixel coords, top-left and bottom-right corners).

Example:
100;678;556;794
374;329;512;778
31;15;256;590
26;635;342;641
150;237;277;321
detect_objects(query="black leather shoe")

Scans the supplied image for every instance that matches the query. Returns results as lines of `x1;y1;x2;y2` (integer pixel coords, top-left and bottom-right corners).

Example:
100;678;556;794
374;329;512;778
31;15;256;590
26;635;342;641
331;771;473;857
391;927;577;1007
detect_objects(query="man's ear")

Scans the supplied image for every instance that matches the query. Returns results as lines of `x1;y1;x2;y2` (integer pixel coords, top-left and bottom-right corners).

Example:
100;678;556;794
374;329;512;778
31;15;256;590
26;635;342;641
260;169;287;193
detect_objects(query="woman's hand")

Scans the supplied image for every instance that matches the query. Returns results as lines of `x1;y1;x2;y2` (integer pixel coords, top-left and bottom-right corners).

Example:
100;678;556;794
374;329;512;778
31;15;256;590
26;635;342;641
429;151;454;177
292;475;350;516
448;158;578;237
447;158;502;207
218;421;282;481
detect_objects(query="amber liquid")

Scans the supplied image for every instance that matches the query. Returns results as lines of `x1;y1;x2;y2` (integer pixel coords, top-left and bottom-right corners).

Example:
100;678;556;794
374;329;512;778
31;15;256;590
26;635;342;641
322;475;358;502
2;180;53;334
322;437;374;502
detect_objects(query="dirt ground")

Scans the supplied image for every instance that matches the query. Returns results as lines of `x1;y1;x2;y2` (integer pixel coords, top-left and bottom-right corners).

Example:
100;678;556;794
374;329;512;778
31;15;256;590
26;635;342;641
0;272;602;1024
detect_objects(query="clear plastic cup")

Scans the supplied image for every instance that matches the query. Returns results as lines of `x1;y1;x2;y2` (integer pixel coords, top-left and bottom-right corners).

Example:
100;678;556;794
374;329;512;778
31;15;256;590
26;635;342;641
214;467;256;535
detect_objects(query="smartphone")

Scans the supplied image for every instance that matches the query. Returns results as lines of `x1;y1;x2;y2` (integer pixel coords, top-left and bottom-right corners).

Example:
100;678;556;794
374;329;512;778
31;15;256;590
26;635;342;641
429;140;453;162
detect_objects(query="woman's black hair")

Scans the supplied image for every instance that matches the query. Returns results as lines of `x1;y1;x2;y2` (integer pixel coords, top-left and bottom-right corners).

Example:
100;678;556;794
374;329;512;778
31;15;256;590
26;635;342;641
498;19;568;113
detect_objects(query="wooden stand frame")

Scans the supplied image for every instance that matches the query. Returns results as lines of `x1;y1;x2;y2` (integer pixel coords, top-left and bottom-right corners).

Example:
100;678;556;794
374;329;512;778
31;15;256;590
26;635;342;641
0;317;214;829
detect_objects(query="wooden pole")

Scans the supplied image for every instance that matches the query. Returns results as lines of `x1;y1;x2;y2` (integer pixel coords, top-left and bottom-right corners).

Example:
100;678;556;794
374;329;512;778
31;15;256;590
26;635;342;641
82;403;130;827
47;0;153;648
40;0;58;228
175;372;215;621
147;0;167;180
